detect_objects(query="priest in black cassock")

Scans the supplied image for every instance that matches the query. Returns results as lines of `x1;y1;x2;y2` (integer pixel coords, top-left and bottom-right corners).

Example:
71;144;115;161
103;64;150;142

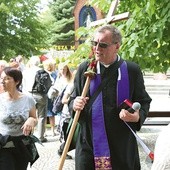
69;25;152;170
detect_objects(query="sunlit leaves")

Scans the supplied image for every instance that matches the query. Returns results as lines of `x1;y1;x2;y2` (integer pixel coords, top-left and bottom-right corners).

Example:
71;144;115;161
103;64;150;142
0;0;48;59
69;0;170;73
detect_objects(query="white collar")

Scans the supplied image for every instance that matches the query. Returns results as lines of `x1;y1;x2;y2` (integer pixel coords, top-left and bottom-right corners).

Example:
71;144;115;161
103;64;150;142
96;55;121;75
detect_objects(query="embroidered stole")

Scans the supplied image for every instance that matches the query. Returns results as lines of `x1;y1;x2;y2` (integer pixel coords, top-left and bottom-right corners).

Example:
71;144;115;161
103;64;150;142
90;61;129;170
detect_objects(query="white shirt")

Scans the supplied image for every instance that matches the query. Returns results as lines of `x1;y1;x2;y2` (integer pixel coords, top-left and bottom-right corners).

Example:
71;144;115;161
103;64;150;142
0;93;35;136
22;66;40;94
151;124;170;170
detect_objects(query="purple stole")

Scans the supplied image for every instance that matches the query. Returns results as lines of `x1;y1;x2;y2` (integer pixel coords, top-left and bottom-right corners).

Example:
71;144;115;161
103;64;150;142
90;61;129;170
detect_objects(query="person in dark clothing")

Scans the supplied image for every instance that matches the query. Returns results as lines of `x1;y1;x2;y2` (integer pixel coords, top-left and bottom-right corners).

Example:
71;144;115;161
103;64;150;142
69;25;152;170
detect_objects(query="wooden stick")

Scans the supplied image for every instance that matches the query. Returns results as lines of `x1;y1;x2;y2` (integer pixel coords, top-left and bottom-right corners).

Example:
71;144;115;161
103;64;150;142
58;76;91;170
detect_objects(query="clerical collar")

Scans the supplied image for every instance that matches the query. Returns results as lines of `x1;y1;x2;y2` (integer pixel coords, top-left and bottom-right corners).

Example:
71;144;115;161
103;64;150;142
100;55;120;68
101;63;110;68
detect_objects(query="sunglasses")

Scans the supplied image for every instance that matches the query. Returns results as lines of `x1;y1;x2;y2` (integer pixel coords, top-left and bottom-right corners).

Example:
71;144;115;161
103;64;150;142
91;40;117;48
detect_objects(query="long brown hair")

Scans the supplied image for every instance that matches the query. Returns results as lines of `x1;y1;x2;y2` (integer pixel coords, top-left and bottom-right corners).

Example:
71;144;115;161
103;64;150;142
58;63;72;82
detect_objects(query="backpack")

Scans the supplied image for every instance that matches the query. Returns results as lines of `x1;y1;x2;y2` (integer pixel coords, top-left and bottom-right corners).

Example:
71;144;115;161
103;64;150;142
32;69;52;94
52;86;67;114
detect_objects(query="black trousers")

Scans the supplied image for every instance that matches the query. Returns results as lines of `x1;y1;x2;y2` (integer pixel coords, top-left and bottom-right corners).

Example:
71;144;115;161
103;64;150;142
0;148;28;170
59;122;69;152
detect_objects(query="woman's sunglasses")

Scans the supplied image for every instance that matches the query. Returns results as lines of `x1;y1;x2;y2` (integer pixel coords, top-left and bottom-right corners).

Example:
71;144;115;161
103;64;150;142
91;40;117;48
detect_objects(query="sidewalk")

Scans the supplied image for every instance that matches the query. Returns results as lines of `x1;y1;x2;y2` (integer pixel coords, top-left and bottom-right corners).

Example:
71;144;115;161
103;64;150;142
27;78;170;170
27;125;164;170
27;129;75;170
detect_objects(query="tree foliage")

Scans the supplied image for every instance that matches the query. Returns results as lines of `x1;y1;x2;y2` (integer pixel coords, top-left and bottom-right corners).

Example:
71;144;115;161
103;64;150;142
48;0;75;45
117;0;170;73
0;0;48;60
69;0;170;73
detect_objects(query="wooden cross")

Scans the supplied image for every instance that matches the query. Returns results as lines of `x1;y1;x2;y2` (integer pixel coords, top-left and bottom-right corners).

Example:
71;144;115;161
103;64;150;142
89;0;130;27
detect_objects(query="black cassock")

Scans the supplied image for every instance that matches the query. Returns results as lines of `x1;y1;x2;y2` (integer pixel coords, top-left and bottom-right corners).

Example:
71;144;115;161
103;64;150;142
69;59;152;170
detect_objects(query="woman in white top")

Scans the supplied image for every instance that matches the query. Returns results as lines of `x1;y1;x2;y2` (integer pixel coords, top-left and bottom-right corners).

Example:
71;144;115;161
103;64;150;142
57;69;77;159
0;67;38;170
53;62;72;94
48;63;73;129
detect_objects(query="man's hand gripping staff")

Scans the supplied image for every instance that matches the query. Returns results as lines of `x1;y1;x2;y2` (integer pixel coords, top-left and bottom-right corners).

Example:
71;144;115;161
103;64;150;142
58;57;97;170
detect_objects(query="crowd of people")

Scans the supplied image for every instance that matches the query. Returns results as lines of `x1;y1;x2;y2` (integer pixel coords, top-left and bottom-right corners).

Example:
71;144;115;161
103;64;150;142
0;24;169;170
0;53;76;169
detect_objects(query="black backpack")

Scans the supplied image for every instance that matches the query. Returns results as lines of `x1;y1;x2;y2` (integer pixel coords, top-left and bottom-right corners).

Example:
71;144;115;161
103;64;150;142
32;69;52;94
52;86;67;114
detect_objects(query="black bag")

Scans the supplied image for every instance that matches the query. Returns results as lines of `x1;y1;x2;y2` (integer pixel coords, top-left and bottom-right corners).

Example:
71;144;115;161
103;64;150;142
52;86;67;114
66;118;80;151
32;69;52;94
23;135;40;166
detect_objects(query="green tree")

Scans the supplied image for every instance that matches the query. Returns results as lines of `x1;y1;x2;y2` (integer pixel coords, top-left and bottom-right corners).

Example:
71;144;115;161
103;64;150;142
0;0;48;60
70;0;170;73
117;0;170;73
48;0;75;46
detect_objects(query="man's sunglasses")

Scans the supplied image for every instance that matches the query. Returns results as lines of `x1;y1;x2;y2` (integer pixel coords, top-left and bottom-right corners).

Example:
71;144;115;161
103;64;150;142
91;40;117;48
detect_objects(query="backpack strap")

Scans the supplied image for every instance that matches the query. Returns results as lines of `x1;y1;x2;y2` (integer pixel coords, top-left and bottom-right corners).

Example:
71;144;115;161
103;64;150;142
31;72;39;94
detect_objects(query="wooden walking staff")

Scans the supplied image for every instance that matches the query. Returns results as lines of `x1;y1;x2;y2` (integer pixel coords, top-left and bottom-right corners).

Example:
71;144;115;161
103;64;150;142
58;58;97;170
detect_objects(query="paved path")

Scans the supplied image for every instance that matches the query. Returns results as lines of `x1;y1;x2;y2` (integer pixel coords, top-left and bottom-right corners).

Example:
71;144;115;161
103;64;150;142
144;77;170;111
27;125;164;170
27;77;170;170
27;130;75;170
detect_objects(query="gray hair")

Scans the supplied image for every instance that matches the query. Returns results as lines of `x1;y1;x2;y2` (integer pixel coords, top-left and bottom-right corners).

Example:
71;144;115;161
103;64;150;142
29;56;40;66
96;25;122;44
